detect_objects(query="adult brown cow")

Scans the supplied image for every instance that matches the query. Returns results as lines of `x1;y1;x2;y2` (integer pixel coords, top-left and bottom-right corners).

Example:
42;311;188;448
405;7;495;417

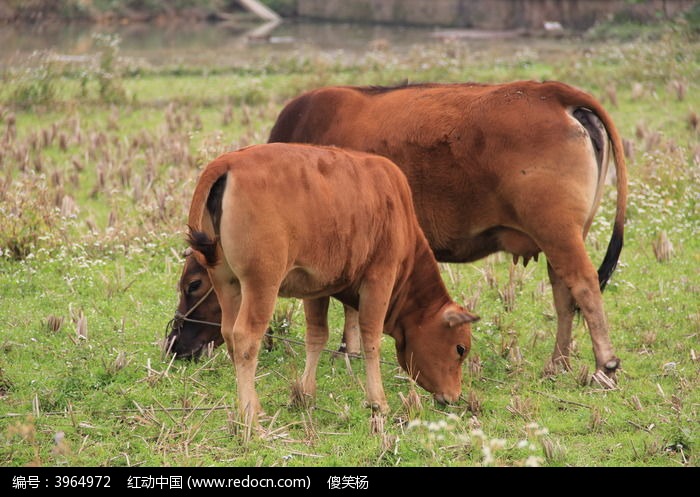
169;79;627;385
186;143;477;424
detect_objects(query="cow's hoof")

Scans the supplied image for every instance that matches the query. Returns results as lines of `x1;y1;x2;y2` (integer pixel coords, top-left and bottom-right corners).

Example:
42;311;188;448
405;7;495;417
604;357;621;374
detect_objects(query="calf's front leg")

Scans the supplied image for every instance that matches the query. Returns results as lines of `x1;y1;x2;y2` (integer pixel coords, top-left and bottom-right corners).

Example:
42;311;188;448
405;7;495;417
357;276;394;414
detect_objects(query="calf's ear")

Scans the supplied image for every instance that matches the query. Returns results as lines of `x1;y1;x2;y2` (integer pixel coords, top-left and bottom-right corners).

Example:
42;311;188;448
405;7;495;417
188;249;210;269
443;310;480;328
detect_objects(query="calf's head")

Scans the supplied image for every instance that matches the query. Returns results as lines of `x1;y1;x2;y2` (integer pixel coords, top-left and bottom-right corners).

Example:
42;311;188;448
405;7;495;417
165;248;223;359
393;303;478;404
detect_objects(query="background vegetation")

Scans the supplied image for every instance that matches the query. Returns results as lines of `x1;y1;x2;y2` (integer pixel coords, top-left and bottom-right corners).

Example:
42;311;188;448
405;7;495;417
0;10;698;467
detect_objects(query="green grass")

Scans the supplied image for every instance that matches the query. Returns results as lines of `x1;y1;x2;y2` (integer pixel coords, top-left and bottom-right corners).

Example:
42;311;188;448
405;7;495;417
0;21;698;468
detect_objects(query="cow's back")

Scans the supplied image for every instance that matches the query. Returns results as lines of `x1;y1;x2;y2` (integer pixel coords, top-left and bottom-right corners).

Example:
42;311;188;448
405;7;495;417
271;81;585;147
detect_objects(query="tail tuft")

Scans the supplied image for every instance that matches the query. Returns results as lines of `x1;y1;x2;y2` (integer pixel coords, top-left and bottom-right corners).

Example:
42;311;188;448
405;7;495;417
598;230;623;291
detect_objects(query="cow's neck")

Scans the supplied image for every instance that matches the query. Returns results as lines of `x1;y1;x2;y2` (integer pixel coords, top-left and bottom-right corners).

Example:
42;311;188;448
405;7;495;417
385;239;451;337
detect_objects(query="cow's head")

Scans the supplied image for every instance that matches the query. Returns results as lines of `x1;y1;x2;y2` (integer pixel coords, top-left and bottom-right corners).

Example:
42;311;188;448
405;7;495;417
392;303;478;404
164;248;223;360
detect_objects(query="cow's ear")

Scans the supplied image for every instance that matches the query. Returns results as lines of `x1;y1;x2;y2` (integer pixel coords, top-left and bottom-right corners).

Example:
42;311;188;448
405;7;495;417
443;310;480;327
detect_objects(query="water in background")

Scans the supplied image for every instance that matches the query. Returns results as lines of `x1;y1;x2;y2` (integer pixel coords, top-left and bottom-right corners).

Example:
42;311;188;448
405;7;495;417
0;17;580;70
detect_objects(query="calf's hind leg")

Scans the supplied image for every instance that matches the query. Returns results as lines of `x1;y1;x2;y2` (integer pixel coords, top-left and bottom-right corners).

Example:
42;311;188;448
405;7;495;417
227;280;280;426
299;297;331;401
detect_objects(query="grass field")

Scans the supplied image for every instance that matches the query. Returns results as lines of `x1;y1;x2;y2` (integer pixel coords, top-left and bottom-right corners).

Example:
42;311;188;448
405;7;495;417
0;19;698;468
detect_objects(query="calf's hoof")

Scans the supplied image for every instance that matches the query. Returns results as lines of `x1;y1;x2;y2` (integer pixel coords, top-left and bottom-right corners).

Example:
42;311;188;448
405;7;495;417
365;400;389;415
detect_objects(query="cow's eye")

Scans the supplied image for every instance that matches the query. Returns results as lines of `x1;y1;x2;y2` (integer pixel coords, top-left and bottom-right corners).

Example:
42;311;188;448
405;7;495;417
456;344;466;357
187;280;202;294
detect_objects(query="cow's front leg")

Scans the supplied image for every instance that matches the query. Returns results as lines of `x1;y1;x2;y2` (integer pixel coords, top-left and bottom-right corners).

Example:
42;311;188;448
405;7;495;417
299;297;330;402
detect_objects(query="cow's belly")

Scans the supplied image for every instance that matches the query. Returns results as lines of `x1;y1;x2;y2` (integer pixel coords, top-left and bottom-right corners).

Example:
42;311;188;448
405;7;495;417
433;227;541;264
496;228;541;261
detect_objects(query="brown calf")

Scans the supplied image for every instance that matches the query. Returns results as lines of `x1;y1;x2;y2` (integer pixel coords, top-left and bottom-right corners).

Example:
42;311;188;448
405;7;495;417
186;143;477;423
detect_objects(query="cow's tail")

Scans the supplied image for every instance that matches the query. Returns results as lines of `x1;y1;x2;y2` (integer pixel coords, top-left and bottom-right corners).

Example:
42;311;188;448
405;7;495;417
187;155;231;267
555;83;628;292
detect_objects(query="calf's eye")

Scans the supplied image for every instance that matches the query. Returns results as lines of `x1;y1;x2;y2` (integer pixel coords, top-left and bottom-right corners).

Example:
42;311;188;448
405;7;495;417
187;280;202;294
456;344;466;357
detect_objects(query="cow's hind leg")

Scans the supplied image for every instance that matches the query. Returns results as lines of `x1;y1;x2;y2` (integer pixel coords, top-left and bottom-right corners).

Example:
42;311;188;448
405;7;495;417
299;297;330;404
544;261;576;375
541;238;620;384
